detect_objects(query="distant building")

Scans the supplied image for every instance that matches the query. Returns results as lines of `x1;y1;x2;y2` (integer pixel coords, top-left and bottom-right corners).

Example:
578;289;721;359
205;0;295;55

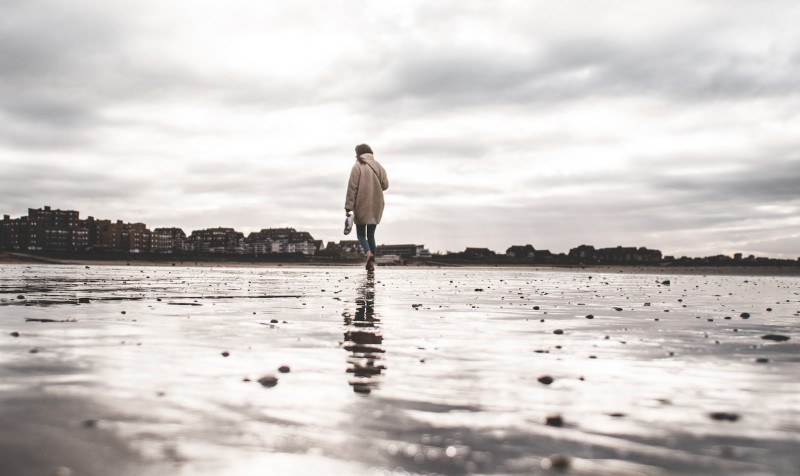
568;245;596;263
506;244;535;259
337;241;362;253
249;228;318;255
594;246;662;264
24;206;88;252
376;244;430;259
187;228;245;254
1;215;26;250
375;254;402;265
125;223;151;253
152;228;186;253
461;247;496;259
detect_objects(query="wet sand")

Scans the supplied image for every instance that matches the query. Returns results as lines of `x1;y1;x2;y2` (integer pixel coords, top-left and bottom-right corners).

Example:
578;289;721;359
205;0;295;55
1;264;798;475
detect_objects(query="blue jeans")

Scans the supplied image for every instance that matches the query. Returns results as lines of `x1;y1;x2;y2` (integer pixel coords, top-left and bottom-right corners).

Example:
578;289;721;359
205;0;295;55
356;224;377;254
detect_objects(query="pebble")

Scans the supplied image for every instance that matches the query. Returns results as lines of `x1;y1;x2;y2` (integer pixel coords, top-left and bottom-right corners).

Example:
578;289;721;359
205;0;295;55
83;419;100;428
17;295;25;300
537;375;554;385
544;414;563;427
755;358;769;363
553;329;564;335
614;307;623;311
709;412;740;422
541;454;571;470
740;312;750;319
10;332;20;337
221;351;230;357
278;365;291;373
761;334;790;342
585;314;594;319
257;375;279;388
661;280;671;285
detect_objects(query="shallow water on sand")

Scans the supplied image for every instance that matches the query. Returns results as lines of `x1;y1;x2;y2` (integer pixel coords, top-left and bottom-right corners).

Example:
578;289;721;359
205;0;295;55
1;264;798;475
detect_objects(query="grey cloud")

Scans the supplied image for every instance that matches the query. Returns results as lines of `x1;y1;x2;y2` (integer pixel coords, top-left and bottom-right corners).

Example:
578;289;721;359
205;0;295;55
0;162;142;218
366;33;800;113
649;158;800;204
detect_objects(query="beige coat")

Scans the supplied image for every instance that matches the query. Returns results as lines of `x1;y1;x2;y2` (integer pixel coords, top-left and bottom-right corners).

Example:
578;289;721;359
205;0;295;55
344;153;389;225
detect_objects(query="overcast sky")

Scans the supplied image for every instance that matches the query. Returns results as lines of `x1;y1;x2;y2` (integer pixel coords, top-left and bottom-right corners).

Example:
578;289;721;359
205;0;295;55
1;0;799;257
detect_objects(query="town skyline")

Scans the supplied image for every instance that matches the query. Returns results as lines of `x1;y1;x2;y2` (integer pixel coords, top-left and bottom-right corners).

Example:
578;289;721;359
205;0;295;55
3;205;796;264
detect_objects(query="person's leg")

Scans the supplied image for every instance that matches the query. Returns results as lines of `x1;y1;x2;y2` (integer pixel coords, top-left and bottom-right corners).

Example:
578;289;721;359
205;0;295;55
356;224;371;254
367;225;377;255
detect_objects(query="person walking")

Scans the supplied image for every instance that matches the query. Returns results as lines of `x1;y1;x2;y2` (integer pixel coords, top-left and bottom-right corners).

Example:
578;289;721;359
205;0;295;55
345;144;389;271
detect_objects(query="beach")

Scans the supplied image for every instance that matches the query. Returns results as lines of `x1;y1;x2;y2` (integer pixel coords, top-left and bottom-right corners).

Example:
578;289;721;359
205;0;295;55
1;264;798;475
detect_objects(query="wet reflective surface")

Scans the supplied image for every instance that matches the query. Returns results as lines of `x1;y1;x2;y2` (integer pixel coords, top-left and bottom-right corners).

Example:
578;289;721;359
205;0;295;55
1;264;798;475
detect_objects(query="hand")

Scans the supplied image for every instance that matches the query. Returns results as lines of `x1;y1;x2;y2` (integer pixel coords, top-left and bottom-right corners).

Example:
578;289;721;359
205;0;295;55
345;209;351;216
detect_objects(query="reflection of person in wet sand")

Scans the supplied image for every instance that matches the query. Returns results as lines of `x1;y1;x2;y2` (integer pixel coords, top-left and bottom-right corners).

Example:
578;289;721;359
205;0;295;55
343;273;385;394
345;143;389;271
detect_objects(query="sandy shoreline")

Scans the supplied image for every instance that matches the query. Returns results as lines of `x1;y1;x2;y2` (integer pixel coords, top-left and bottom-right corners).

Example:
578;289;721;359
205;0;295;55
1;264;798;475
2;252;799;276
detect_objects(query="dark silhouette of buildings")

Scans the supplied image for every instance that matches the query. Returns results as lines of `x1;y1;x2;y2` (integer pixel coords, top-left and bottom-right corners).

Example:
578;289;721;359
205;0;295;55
1;205;797;265
0;206;319;257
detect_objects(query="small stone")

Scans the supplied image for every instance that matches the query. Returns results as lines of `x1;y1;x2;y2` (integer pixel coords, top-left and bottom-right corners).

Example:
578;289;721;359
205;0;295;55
761;334;790;342
221;351;229;357
257;375;279;388
740;313;750;319
17;295;25;300
614;307;623;311
78;297;90;304
533;306;540;310
83;419;100;428
709;412;740;422
755;358;769;363
537;375;554;385
278;365;291;373
121;311;126;315
474;288;484;292
553;329;564;335
542;454;571;470
29;348;40;353
10;332;20;337
766;308;772;312
270;319;279;324
661;280;671;285
544;414;563;427
585;314;594;319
